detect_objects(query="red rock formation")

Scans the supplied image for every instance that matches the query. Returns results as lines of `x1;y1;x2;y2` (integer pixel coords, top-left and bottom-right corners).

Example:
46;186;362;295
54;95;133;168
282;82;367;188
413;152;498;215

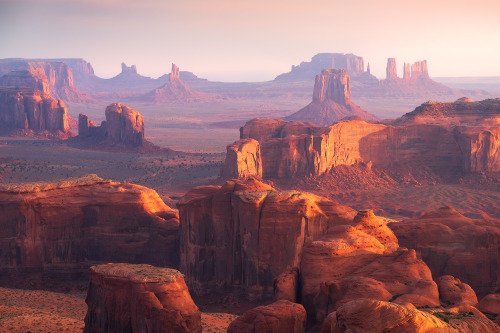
388;206;500;296
227;300;306;333
120;62;137;75
0;70;50;94
477;294;500;315
84;263;201;333
286;69;377;126
273;268;299;302
0;175;180;282
300;210;439;323
177;178;356;300
403;62;411;82
239;118;319;142
386;58;398;80
221;138;262;179
76;103;156;150
170;63;180;81
142;63;211;103
0;87;70;138
437;275;478;306
411;60;429;81
321;299;499;333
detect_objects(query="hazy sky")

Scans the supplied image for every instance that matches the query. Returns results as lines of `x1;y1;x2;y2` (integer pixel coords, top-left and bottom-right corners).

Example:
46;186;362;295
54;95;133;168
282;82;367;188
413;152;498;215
1;0;499;81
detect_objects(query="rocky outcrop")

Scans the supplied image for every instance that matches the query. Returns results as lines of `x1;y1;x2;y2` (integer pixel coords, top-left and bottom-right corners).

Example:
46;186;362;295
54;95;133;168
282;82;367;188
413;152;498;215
0;87;70;138
321;299;499;333
286;69;378;126
142;63;212;103
120;62;137;75
177;178;356;300
0;70;50;94
411;60;429;81
403;62;411;82
388;206;500;296
274;53;370;81
77;103;152;150
477;294;500;315
437;275;478;306
386;58;398;80
0;175;180;282
84;263;201;333
227;300;306;333
0;59;92;102
221;138;262;179
300;211;438;323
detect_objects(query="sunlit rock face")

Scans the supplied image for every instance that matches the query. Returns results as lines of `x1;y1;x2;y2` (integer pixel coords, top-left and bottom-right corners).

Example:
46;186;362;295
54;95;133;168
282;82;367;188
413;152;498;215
0;87;70;137
84;263;201;333
0;175;180;280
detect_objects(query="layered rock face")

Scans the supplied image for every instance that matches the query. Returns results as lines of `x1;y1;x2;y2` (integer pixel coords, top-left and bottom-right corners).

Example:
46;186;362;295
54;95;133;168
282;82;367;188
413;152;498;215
0;175;180;278
227;300;306;333
84;263;201;333
0;87;70;137
0;70;50;94
286;69;378;126
300;210;438;323
78;103;146;148
221;138;262;179
177;178;356;300
0;59;91;102
388;206;500;296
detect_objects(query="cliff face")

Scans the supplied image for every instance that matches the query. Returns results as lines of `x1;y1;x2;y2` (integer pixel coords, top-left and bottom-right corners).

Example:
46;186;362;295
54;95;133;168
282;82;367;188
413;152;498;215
0;59;92;102
221;138;262;179
84;263;201;333
0;87;70;137
78;103;147;149
286;69;378;126
0;175;180;277
0;70;50;94
177;178;356;300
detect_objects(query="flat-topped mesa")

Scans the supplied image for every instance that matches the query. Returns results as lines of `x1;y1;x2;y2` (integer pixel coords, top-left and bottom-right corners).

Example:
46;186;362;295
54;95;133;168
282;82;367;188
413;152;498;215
0;70;50;94
120;62;137;75
169;63;180;81
0;175;180;285
84;263;201;333
313;68;351;105
386;58;398;80
0;87;70;137
77;103;146;148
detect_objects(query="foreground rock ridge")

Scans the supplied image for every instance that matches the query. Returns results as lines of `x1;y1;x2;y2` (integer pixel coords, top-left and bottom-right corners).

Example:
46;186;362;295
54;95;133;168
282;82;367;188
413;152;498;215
223;98;500;179
286;68;378;125
0;175;179;286
84;263;201;333
0;86;70;138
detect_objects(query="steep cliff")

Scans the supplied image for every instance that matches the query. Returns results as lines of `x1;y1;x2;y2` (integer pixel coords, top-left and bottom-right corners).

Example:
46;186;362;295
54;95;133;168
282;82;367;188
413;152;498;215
177;178;356;300
286;69;378;126
0;175;180;282
84;263;201;333
0;87;70;138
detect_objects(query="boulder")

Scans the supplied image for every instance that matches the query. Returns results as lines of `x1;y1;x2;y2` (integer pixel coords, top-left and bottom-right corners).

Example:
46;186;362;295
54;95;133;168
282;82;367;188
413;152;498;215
84;263;201;333
227;300;306;333
437;275;478;306
477;294;500;315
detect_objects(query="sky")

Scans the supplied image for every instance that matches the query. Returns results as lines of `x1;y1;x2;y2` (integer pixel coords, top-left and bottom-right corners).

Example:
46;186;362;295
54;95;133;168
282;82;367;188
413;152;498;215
1;0;499;82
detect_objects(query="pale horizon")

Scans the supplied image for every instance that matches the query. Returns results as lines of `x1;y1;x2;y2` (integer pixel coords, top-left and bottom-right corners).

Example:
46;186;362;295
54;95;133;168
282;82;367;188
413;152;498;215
1;0;499;82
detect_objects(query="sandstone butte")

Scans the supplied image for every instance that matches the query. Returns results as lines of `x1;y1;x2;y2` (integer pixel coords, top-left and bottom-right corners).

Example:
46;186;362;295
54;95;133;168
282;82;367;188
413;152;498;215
286;68;378;126
0;60;93;102
141;63;212;103
77;102;163;152
177;178;499;331
0;174;179;287
222;97;500;179
84;263;201;333
0;86;70;138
